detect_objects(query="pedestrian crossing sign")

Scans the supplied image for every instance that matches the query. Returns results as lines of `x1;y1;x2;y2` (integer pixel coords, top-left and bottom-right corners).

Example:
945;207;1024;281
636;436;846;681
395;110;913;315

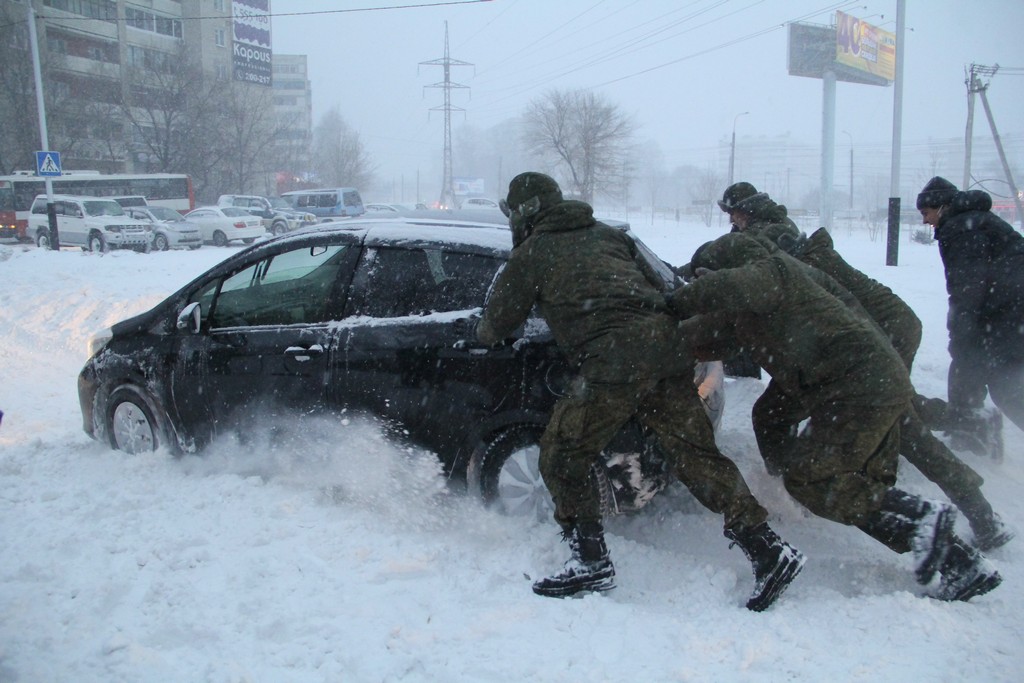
35;151;62;177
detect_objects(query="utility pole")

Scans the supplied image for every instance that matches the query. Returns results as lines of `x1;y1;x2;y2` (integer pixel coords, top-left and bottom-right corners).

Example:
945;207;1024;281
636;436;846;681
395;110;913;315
420;22;471;209
28;2;59;249
727;111;748;186
965;64;1023;228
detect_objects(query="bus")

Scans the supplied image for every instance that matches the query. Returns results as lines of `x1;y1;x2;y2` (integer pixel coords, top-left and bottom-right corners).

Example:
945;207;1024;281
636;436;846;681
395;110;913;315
0;171;194;242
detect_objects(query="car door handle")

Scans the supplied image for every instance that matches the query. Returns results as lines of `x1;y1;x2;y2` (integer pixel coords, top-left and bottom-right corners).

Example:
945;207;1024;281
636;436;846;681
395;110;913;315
284;344;324;362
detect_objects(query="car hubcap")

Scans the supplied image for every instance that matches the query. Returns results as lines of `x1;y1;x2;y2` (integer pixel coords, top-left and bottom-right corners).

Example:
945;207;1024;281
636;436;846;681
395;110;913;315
111;401;155;454
497;443;552;519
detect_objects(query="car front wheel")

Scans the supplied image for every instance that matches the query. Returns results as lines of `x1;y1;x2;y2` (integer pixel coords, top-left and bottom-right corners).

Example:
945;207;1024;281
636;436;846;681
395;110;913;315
474;424;550;519
105;385;166;454
88;233;107;253
153;233;170;251
212;230;228;247
35;230;50;249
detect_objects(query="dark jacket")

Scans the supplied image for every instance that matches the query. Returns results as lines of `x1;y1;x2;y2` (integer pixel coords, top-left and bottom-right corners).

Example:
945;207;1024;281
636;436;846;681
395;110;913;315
935;190;1024;367
668;234;912;406
477;200;692;383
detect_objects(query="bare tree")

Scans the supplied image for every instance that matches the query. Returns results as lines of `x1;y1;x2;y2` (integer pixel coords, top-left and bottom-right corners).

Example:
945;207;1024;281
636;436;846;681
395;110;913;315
311;107;374;189
218;84;291;195
522;88;634;203
120;51;222;176
690;166;723;227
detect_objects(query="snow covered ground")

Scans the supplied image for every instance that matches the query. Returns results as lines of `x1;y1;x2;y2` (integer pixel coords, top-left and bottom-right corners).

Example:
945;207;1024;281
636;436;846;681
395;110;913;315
1;216;1022;682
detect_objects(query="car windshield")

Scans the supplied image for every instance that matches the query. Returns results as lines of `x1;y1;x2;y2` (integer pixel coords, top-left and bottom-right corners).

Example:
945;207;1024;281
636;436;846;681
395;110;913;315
83;201;125;217
220;207;250;217
148;206;184;221
267;198;290;209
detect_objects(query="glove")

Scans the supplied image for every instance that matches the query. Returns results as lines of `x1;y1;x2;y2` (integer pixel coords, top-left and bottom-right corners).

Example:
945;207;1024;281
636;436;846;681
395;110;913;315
451;314;481;349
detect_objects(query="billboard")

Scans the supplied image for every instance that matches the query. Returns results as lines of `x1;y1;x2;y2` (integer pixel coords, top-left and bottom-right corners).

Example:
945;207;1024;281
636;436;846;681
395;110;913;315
835;10;896;82
232;0;272;86
788;21;892;87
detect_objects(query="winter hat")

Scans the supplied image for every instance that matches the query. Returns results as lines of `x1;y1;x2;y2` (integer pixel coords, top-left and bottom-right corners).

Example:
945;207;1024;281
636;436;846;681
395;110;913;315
916;176;958;210
691;232;770;272
504;172;563;217
732;192;774;217
718;182;758;212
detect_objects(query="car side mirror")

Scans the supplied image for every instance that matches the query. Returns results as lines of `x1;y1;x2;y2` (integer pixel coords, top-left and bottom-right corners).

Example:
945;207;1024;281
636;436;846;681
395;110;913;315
176;302;202;334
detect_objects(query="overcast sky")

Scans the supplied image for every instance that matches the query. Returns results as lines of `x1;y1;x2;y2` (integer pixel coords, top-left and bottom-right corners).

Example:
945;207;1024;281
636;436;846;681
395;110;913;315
271;0;1024;196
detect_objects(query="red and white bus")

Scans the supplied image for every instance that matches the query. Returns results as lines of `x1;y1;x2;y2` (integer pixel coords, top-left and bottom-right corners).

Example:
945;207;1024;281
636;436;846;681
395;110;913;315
0;171;194;242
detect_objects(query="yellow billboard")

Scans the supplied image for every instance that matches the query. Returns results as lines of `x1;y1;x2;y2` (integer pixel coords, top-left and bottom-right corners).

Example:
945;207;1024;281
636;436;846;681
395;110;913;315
835;11;896;82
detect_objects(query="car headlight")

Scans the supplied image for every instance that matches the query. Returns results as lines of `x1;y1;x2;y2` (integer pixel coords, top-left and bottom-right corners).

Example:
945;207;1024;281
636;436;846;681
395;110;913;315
88;327;113;358
105;225;123;233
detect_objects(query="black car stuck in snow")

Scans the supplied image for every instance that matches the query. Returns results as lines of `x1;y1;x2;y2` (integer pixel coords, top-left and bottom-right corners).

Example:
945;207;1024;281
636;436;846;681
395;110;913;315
78;214;723;518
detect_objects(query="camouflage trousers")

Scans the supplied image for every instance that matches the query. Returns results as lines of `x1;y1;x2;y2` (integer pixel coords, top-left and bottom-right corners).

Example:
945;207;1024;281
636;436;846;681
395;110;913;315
752;380;904;526
538;375;767;531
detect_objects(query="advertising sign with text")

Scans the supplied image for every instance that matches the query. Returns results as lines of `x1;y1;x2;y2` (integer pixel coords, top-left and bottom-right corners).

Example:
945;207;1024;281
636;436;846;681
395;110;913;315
232;0;272;86
835;10;895;82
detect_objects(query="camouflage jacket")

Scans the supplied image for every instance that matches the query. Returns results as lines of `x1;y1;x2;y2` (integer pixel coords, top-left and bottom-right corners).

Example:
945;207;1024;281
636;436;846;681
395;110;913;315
668;235;912;405
477;200;693;383
796;227;922;368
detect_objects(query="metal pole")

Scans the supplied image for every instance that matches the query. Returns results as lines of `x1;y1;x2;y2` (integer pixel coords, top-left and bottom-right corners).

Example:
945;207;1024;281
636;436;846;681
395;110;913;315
963;66;977;189
728;111;748;186
886;0;906;267
821;70;836;230
978;84;1024;229
27;2;58;249
842;130;853;210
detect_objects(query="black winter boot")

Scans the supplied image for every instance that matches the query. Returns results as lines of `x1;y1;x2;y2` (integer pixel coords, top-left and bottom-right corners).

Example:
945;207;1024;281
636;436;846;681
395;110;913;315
948;407;1004;462
931;535;1002;601
532;521;616;598
859;489;958;585
950;489;1015;552
725;523;805;612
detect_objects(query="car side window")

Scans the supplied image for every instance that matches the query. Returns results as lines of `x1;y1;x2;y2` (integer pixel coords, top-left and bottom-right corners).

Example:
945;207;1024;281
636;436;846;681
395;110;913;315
318;193;337;208
194;244;352;328
354;246;502;318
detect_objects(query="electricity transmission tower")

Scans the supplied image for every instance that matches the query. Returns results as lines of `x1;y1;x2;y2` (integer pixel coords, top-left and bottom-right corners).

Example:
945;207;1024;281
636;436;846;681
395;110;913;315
420;22;471;208
964;63;1023;227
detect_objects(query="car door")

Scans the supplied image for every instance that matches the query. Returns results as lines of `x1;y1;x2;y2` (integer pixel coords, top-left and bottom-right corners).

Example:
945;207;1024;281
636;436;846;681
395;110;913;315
59;201;87;246
170;236;359;440
333;243;550;462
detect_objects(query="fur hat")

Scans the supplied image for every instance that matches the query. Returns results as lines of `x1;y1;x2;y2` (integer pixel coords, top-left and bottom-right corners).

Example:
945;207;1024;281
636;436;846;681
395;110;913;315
916;176;958;210
718;182;758;212
691;233;770;272
505;172;563;216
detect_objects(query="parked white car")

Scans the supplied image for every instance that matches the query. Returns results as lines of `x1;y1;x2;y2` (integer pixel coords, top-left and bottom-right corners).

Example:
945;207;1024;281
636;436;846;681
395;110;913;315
183;206;266;246
462;197;500;209
28;194;152;252
125;206;203;251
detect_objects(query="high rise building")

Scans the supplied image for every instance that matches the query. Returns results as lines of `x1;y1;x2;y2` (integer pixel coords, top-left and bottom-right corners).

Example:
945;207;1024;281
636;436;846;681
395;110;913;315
1;0;311;198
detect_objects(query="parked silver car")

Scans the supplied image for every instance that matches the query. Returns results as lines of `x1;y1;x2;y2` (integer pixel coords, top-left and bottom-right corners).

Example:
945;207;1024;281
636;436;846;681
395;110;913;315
126;206;203;251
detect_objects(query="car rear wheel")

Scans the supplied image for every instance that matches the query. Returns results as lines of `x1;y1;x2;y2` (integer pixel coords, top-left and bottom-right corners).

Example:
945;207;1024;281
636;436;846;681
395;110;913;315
242;238;256;244
212;230;228;247
153;233;170;251
271;222;288;236
105;385;167;454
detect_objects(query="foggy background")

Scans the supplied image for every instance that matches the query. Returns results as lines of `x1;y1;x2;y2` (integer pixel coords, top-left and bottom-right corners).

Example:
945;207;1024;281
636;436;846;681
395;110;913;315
272;0;1023;216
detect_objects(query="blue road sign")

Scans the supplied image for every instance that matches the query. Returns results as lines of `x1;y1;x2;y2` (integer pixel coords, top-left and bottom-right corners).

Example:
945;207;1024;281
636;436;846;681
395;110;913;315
36;151;62;177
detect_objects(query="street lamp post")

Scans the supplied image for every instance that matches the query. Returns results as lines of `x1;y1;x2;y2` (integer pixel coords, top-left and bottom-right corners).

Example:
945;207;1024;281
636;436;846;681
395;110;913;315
728;111;749;186
842;130;854;210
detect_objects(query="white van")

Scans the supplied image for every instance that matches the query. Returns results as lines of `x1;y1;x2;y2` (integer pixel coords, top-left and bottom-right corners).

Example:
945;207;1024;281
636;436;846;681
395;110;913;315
28;194;152;252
